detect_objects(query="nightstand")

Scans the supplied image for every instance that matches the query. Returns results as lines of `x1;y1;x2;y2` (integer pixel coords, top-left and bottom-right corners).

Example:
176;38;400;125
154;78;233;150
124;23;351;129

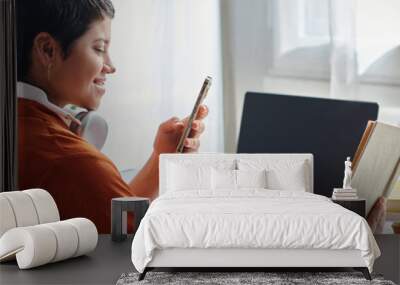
111;197;150;242
331;198;366;218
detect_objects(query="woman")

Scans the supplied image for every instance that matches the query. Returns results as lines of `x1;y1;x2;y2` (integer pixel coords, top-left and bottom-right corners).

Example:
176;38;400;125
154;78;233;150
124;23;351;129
17;0;208;233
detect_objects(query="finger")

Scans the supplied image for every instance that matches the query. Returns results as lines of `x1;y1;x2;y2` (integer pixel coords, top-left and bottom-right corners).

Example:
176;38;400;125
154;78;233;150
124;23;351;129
184;138;200;150
195;105;208;120
159;117;184;133
375;206;386;234
193;120;205;133
379;197;387;208
189;120;205;138
180;105;208;128
184;148;198;153
367;197;385;232
367;213;378;233
180;117;204;133
378;197;387;218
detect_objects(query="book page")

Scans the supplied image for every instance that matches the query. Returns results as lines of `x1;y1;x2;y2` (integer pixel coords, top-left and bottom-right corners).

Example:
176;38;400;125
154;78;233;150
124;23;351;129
352;122;400;215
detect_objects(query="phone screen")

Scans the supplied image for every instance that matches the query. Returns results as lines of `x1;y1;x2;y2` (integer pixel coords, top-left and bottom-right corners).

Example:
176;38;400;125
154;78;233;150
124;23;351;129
176;76;212;153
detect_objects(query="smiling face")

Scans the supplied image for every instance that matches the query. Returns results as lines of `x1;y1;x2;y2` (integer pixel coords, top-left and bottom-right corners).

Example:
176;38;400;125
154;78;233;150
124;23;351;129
48;17;115;110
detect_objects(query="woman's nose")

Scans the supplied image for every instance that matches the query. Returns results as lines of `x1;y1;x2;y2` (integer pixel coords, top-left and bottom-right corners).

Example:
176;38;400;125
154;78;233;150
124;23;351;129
103;57;116;74
105;63;116;74
103;63;116;74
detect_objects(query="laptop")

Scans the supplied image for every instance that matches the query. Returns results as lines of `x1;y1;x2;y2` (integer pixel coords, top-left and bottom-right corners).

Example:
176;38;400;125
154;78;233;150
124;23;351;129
237;92;379;197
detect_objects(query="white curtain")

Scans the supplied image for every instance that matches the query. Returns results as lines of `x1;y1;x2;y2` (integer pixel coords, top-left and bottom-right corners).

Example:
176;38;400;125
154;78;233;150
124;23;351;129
98;0;224;171
329;0;359;99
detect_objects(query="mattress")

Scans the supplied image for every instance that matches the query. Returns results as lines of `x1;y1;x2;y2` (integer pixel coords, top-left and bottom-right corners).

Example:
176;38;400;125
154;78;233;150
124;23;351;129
131;190;380;273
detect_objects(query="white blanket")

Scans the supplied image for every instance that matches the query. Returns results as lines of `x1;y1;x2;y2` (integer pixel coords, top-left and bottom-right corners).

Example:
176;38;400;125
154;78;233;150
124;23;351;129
131;190;380;273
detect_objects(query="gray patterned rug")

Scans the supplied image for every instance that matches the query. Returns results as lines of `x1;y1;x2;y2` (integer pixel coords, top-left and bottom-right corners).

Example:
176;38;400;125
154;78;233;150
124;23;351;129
116;272;396;285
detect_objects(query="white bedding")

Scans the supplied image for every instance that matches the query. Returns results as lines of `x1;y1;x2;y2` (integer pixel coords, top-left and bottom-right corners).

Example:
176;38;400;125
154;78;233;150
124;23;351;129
131;190;380;273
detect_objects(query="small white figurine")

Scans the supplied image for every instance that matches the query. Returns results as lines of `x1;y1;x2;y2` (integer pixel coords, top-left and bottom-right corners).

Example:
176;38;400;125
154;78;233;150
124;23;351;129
342;157;353;189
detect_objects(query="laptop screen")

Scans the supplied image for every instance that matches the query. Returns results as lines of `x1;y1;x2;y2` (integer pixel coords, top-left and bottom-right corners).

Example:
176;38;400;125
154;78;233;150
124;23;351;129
237;92;379;197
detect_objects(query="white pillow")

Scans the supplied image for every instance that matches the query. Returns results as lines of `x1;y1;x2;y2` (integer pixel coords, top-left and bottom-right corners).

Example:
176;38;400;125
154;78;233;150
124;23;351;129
266;164;307;191
167;162;211;191
237;159;308;191
236;169;267;188
211;168;236;190
211;169;268;190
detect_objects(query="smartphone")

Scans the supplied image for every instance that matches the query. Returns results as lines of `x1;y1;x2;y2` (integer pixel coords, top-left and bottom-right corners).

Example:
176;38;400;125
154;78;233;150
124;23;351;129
176;76;212;153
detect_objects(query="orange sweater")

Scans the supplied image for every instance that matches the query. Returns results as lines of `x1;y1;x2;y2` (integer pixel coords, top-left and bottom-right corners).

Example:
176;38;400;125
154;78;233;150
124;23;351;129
18;98;133;233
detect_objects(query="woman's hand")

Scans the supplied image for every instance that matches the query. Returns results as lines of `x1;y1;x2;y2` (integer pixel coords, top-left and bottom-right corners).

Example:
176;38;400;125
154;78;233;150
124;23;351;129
367;197;387;233
153;105;208;155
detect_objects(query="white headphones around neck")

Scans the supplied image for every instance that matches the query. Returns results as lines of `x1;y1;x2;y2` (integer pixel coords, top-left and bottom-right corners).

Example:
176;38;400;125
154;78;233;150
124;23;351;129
68;110;108;151
17;82;108;150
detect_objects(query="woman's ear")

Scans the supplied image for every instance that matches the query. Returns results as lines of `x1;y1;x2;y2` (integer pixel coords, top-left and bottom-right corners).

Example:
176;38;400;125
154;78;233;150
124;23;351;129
32;32;61;67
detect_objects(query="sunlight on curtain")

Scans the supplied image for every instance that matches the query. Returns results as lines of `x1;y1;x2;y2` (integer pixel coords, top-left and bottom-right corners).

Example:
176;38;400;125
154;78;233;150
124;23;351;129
329;0;359;99
97;0;224;170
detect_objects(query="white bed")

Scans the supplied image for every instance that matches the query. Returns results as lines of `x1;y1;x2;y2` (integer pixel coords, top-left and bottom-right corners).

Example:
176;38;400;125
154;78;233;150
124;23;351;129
131;153;380;280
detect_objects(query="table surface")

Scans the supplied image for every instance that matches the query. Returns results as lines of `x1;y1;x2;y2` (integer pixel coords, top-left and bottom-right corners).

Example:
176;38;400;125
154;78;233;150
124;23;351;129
0;235;134;285
112;197;149;202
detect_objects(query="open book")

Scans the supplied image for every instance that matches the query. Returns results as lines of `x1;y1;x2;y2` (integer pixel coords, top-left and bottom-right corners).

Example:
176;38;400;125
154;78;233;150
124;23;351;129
352;121;400;215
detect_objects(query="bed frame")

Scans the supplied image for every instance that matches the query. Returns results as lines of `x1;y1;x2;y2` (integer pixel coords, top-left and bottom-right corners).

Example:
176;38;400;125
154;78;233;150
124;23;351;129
138;154;372;281
139;248;371;280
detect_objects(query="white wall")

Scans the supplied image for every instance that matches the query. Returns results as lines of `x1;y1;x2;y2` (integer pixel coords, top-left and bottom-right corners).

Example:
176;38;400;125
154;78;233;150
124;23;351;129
220;0;271;152
221;0;400;152
262;76;400;125
97;0;400;173
98;0;224;171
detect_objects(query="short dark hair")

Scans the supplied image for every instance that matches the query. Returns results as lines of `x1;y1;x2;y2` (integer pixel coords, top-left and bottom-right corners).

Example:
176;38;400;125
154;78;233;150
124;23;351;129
16;0;115;81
